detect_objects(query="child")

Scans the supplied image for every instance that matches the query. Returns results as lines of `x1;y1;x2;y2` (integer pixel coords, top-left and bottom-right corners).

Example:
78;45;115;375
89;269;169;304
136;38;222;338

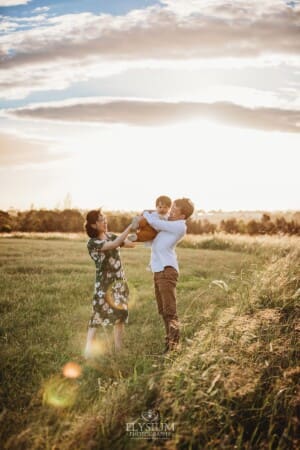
129;195;172;242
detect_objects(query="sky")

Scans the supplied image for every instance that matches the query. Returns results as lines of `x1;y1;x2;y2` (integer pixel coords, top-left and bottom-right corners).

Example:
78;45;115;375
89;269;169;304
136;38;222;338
0;0;299;212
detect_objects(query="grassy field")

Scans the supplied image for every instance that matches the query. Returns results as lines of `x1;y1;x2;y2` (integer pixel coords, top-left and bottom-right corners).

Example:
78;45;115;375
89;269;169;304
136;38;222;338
0;234;299;449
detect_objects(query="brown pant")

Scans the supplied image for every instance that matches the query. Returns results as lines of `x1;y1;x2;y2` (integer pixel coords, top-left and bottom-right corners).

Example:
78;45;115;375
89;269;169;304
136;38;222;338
154;266;179;349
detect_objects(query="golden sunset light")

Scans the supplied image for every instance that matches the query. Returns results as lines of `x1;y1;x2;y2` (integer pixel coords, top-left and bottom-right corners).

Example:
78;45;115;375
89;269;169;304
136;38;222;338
1;2;299;448
0;0;299;212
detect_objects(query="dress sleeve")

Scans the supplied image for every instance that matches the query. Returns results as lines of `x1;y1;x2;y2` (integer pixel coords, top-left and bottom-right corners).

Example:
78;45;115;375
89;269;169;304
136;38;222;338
108;233;118;240
87;238;106;252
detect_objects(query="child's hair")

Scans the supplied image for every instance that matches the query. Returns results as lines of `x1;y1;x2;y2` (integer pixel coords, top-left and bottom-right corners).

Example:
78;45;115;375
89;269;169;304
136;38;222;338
174;198;194;219
155;195;172;207
85;209;101;238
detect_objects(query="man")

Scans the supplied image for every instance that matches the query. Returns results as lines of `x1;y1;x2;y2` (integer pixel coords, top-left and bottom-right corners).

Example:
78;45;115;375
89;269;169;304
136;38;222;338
143;198;194;353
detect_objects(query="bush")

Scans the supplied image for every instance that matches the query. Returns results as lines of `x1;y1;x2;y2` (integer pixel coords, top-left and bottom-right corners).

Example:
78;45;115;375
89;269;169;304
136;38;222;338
0;224;12;233
251;250;300;310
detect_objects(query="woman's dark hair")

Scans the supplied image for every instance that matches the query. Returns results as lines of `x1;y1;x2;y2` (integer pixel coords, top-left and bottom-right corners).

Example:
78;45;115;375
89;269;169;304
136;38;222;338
85;209;101;238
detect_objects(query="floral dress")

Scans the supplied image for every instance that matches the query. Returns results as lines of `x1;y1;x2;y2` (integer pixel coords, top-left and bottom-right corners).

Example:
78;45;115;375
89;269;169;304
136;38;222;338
87;233;129;327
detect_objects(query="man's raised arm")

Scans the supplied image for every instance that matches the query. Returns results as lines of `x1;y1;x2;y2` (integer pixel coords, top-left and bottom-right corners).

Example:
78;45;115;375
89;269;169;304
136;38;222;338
143;211;184;233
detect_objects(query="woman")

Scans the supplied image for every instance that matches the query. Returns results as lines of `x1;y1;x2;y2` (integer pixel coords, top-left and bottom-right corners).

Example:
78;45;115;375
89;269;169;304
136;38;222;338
84;209;135;358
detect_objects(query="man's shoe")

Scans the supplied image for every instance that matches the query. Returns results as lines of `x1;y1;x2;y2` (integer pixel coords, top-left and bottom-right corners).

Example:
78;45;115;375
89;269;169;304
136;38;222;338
168;342;180;352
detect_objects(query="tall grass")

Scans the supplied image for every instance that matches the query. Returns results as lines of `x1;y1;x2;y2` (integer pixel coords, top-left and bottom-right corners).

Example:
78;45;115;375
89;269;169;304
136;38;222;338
179;232;300;257
1;231;299;257
157;249;300;449
0;236;299;449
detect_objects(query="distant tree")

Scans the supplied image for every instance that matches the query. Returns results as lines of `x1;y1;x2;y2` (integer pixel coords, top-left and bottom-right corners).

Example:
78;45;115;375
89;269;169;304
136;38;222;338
262;213;270;222
60;209;84;232
17;210;36;231
246;219;260;235
2;208;299;235
0;211;12;232
220;218;239;234
237;219;246;234
202;219;216;234
260;214;276;234
187;219;203;234
106;214;118;232
287;219;300;236
186;218;216;234
275;216;289;234
293;211;300;225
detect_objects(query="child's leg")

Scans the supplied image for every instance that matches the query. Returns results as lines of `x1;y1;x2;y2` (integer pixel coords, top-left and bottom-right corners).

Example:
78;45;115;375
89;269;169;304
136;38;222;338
114;321;125;352
130;217;158;242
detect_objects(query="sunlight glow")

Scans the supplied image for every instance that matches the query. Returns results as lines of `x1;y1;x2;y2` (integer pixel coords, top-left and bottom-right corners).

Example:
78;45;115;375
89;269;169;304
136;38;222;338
60;120;300;211
62;361;82;379
42;376;78;408
1;117;299;211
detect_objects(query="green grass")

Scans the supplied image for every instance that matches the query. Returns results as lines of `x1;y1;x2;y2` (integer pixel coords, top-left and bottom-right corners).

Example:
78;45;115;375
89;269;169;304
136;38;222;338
0;236;299;449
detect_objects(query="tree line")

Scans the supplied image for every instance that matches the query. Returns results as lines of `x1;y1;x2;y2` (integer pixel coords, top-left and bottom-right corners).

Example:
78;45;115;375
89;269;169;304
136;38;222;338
187;213;299;235
0;210;299;236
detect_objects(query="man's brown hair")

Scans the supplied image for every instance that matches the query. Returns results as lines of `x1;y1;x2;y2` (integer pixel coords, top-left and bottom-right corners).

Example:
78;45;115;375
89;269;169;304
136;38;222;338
175;198;194;219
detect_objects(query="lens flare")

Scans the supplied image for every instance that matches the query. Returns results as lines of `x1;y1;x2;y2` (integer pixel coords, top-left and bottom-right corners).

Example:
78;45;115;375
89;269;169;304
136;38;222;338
87;338;111;358
62;361;82;379
43;376;78;408
127;286;137;309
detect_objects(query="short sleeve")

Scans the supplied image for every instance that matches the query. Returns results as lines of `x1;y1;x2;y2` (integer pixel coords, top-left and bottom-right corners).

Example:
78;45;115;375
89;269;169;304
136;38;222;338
87;238;106;252
107;233;118;241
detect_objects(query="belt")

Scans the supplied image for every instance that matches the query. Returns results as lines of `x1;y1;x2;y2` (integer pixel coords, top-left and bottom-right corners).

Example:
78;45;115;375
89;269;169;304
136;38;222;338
155;266;176;274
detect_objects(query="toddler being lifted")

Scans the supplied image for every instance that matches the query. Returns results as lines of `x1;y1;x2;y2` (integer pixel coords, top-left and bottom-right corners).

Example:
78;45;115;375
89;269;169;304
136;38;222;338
129;195;172;242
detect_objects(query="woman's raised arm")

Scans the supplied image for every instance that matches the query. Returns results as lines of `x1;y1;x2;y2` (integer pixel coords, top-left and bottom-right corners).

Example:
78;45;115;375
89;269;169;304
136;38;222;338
100;223;134;251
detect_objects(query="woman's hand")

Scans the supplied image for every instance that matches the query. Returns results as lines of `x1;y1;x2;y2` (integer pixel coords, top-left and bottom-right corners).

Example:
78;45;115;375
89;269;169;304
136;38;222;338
131;215;143;231
100;223;133;251
122;240;136;248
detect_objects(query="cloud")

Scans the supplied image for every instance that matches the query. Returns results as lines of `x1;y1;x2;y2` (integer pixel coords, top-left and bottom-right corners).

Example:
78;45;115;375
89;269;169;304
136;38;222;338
0;2;299;98
0;13;49;36
33;6;49;13
0;132;68;167
0;19;19;32
8;98;300;133
2;5;299;65
162;0;300;15
0;0;31;6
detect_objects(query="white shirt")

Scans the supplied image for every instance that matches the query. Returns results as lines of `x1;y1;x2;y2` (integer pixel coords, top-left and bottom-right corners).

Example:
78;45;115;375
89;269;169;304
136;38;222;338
143;211;186;273
143;211;168;248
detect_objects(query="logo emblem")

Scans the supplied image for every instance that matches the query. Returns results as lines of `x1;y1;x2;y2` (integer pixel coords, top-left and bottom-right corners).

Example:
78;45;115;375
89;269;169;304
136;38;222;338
141;409;160;422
